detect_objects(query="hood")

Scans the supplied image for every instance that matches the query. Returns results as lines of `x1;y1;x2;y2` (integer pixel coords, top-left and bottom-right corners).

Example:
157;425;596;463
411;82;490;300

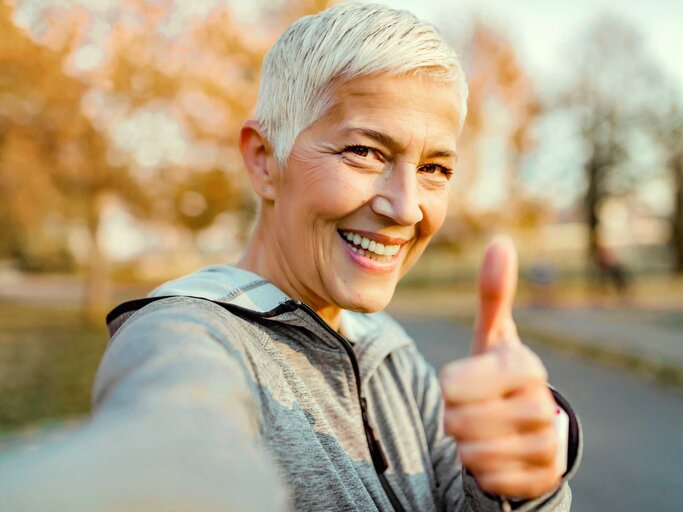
106;264;412;384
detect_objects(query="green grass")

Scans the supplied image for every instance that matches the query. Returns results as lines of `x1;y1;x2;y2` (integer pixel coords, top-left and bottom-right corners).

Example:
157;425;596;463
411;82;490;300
0;302;108;431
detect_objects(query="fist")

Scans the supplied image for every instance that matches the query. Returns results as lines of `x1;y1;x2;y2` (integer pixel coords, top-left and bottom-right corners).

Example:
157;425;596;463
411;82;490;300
439;239;563;499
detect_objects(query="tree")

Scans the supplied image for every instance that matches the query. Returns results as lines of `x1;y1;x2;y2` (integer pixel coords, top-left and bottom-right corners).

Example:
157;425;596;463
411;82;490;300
54;0;336;246
0;1;151;322
4;0;335;321
437;20;542;247
0;0;80;268
559;16;663;266
649;91;683;273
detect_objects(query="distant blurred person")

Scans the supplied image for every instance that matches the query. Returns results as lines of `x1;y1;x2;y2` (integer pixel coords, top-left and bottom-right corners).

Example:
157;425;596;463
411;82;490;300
595;240;631;301
1;4;581;511
527;259;558;308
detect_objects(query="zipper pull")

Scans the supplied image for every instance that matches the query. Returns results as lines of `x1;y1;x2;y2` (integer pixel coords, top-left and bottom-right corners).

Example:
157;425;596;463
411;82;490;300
369;429;389;474
361;397;389;474
265;299;301;317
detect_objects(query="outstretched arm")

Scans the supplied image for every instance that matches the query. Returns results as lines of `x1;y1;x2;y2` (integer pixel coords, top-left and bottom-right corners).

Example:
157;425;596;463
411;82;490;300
0;298;287;512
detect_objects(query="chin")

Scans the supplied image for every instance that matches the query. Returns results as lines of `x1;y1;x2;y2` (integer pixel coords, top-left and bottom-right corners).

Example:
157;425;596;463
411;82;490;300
332;283;396;314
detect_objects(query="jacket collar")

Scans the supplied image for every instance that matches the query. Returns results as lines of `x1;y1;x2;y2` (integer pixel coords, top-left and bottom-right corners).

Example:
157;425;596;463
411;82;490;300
149;264;379;343
149;264;289;314
112;263;411;381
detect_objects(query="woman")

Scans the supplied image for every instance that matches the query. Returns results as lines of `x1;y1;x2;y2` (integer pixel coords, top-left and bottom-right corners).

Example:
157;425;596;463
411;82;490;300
3;4;580;511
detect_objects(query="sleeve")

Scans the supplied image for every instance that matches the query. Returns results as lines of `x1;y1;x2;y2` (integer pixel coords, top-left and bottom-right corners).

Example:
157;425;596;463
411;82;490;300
412;348;582;512
0;298;288;512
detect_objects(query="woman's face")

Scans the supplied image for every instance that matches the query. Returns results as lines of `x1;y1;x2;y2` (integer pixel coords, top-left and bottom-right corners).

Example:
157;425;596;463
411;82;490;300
268;73;463;315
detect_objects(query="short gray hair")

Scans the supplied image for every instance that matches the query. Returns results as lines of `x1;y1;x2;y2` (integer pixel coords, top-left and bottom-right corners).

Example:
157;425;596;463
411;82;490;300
254;3;469;166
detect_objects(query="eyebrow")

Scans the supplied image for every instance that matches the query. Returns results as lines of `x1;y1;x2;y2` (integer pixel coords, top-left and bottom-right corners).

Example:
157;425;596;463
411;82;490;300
343;127;458;161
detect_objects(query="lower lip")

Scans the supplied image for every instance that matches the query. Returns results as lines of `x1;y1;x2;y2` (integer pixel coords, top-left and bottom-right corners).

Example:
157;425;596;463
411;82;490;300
338;233;402;275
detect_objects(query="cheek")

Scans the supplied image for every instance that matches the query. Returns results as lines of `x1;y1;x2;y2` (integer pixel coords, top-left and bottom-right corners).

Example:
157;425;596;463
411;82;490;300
420;190;450;237
295;164;374;221
399;192;449;276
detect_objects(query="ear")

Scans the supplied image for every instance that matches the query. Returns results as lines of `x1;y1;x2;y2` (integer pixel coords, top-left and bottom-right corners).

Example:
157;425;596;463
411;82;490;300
239;119;278;201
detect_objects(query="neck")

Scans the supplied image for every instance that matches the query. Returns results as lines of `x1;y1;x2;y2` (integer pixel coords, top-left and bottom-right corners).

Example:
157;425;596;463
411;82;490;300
236;215;343;331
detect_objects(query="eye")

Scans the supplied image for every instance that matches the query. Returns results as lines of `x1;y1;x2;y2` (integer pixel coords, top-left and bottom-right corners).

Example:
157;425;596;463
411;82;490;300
420;163;453;179
343;145;383;161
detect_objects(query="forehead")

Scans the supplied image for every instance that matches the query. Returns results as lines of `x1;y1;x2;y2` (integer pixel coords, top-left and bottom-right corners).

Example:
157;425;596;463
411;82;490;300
319;73;463;147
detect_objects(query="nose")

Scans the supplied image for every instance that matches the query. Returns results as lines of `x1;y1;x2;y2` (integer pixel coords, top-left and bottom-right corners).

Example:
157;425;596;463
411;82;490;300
370;165;424;226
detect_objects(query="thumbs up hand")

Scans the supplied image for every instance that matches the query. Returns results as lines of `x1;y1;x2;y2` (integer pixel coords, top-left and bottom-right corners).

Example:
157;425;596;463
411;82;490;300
439;239;562;499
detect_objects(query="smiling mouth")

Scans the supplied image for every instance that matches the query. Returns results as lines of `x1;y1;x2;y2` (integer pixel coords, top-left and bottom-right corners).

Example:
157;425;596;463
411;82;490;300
338;229;402;260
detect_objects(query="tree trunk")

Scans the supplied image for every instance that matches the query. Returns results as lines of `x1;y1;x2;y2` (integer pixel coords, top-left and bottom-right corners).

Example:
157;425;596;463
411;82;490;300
585;156;602;265
83;192;111;326
671;153;683;274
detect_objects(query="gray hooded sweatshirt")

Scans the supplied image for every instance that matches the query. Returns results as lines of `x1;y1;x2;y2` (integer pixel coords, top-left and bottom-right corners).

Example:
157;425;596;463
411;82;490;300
0;265;581;512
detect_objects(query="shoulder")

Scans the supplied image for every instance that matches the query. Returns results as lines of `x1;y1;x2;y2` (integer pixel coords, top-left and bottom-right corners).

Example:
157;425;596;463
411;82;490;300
94;296;276;412
109;296;266;354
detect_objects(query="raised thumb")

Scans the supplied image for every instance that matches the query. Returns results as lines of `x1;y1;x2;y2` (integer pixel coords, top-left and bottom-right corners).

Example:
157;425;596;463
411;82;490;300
471;237;521;355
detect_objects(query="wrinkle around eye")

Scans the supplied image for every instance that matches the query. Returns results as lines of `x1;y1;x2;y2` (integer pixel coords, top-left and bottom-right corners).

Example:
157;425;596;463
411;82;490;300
419;172;452;191
341;150;386;172
341;159;386;176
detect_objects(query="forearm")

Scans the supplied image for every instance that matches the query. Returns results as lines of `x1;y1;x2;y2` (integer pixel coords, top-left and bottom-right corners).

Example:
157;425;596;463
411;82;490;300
0;300;288;512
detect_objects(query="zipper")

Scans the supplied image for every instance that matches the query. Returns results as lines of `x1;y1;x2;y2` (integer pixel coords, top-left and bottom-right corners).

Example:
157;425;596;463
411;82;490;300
285;300;405;511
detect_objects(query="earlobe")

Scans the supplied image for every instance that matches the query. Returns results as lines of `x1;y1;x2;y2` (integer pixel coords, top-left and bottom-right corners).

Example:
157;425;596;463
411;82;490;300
239;120;277;200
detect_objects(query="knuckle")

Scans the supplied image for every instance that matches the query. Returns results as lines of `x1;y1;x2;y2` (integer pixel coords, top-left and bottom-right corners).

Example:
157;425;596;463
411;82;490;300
443;409;457;434
518;345;549;380
449;408;483;439
534;383;555;403
444;409;466;437
476;474;500;495
534;471;561;497
532;361;549;383
517;386;555;422
440;365;467;402
529;478;547;498
499;345;548;384
532;395;556;423
458;444;477;467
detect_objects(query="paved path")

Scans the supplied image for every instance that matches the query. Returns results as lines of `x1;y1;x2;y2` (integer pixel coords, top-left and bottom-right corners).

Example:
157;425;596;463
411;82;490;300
514;307;683;369
393;312;683;512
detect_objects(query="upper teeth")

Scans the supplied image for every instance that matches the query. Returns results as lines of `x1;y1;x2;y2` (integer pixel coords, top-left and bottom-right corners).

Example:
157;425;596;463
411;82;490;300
341;230;401;256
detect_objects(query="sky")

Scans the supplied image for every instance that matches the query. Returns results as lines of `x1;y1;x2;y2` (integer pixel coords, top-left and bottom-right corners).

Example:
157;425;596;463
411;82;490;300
361;0;682;212
370;0;683;92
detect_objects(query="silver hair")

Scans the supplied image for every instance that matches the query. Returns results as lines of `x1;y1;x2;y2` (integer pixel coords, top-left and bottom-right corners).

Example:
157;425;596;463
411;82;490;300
254;2;469;166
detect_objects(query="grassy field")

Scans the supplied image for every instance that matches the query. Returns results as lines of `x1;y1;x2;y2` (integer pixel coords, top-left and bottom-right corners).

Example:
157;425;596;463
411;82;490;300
0;302;107;432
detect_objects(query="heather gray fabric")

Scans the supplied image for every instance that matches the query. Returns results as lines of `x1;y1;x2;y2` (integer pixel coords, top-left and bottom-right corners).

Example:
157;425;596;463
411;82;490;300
0;264;581;511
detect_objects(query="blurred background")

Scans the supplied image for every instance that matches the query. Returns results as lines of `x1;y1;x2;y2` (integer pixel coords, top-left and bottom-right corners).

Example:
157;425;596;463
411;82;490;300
1;0;682;510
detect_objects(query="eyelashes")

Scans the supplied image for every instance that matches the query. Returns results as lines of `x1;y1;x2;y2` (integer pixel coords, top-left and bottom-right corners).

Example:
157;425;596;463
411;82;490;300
420;163;453;178
343;145;380;159
341;144;453;179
